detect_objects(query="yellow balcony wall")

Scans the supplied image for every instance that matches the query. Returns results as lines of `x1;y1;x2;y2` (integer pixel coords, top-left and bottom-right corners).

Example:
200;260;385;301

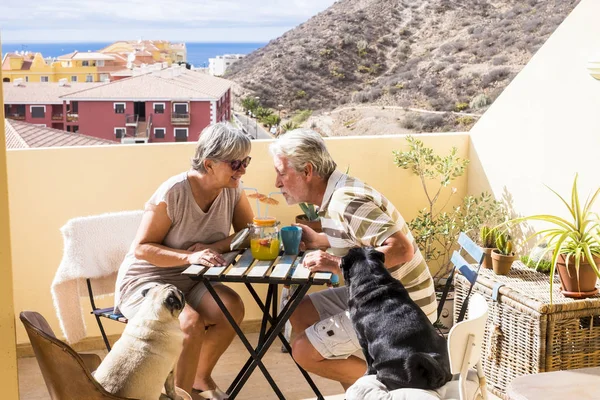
7;133;468;346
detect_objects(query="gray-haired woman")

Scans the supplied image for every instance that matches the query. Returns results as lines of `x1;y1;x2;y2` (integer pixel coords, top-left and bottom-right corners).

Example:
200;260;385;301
115;123;253;400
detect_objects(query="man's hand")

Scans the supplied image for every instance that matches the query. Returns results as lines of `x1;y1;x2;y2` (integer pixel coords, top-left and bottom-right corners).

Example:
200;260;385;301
295;223;328;250
302;250;342;275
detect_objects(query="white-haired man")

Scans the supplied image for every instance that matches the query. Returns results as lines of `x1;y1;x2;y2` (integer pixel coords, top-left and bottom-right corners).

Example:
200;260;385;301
269;129;437;390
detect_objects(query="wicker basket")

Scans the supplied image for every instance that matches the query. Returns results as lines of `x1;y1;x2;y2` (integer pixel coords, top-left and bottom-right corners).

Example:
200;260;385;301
454;261;600;399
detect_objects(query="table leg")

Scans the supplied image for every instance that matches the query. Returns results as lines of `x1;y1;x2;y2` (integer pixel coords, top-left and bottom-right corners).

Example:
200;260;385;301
243;282;324;399
202;279;284;399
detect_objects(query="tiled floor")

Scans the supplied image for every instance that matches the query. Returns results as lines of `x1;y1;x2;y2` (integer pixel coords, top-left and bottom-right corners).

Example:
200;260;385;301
18;332;500;399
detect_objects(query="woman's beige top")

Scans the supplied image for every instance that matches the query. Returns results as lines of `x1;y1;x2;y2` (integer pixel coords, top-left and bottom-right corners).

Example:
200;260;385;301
115;172;242;304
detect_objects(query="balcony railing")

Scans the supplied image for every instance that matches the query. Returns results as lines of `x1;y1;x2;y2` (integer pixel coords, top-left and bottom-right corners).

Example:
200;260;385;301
171;113;190;125
66;113;78;122
125;114;139;127
6;114;25;121
51;113;63;120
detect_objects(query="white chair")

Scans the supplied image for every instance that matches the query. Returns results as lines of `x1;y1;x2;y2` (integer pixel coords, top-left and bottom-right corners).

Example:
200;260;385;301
346;293;489;400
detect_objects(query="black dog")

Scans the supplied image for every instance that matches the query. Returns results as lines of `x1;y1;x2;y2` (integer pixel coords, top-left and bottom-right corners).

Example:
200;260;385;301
342;247;452;391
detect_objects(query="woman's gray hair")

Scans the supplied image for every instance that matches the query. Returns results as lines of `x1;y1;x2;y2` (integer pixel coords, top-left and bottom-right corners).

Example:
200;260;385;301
269;129;337;178
191;123;251;173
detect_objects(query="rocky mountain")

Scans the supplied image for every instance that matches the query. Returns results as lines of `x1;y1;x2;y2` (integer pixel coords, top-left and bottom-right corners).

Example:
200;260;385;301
227;0;579;131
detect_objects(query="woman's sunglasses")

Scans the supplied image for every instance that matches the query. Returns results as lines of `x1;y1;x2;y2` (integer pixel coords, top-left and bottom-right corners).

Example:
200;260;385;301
229;156;251;171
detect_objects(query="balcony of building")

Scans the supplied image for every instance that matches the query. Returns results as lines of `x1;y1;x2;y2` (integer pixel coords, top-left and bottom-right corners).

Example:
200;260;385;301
4;104;26;120
50;105;63;121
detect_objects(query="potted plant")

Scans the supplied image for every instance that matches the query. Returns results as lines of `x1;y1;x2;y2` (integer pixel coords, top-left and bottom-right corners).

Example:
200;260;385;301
480;226;498;269
296;203;322;233
492;231;516;275
506;174;600;300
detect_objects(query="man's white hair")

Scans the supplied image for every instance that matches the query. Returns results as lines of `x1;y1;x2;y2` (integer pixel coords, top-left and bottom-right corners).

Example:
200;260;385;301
269;129;337;178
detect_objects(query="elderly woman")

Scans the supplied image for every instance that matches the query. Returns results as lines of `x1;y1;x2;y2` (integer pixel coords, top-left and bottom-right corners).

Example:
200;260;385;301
115;123;253;400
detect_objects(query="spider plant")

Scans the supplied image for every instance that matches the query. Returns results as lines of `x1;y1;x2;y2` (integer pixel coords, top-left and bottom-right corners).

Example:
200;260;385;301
504;174;600;301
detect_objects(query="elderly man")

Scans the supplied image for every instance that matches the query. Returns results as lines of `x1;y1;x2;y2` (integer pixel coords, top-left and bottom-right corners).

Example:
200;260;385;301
269;129;437;390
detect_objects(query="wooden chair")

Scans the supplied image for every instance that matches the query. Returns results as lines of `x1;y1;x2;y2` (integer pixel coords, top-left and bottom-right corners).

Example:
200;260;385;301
20;311;192;400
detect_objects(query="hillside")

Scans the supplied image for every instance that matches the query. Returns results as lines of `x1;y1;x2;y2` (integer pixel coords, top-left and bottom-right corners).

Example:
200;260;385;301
227;0;579;132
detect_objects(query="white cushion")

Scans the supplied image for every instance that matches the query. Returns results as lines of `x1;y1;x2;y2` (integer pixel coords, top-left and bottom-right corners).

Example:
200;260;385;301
346;375;444;400
346;370;482;400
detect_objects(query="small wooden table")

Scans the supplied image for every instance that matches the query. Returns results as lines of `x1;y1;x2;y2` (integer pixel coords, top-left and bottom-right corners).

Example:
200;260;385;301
507;367;600;400
183;249;332;400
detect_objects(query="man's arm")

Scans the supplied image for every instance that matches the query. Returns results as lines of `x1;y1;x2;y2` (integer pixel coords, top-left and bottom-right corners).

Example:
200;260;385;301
302;230;414;275
375;230;414;269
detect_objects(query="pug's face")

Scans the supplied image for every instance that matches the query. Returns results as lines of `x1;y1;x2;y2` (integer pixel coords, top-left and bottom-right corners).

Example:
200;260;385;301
141;284;185;319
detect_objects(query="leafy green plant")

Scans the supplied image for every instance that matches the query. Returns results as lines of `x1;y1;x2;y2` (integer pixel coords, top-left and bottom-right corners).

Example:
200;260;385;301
280;121;300;134
521;255;552;273
241;96;259;113
480;226;498;248
455;102;469;111
503;174;600;301
495;232;513;255
393;136;507;282
298;203;319;221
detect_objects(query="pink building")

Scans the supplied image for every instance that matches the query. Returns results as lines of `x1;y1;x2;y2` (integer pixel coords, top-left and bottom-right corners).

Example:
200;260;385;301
3;66;232;144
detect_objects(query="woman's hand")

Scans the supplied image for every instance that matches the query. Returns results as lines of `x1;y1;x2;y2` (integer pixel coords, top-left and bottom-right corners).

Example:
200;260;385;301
187;249;227;267
302;250;342;275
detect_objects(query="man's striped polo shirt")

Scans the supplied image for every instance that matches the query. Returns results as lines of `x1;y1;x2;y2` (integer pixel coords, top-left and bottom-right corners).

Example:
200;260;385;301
319;170;437;322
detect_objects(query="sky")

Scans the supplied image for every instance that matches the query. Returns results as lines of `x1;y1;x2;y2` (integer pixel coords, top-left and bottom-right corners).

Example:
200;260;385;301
0;0;337;43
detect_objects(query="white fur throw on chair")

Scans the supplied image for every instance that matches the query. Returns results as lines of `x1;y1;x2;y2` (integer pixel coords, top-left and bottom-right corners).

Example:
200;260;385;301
51;210;143;344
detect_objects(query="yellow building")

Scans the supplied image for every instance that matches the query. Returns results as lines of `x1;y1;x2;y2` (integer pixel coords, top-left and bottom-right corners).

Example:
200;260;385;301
1;51;117;83
1;41;186;84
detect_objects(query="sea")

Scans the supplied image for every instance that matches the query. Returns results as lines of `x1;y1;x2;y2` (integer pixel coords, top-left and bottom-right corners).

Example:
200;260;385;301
1;42;266;68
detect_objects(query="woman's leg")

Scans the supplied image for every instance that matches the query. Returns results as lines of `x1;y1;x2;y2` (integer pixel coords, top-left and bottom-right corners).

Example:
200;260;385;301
192;284;245;391
176;304;207;394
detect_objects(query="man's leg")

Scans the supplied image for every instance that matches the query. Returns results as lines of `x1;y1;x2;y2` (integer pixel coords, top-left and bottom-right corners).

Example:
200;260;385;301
289;293;366;390
292;331;366;390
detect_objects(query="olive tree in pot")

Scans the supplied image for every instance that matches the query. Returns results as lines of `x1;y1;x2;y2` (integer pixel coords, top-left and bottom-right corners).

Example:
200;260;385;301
393;136;506;332
504;174;600;301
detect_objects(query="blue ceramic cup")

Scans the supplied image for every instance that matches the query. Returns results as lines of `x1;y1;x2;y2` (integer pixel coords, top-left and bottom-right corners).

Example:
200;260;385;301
281;226;303;255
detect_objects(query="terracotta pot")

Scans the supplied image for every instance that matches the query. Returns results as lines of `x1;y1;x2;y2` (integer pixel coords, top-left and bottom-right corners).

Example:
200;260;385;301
556;254;599;298
295;214;322;233
491;250;516;275
482;247;495;269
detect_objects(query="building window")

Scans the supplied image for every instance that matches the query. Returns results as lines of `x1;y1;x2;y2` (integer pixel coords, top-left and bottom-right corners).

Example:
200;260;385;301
114;128;126;139
174;128;188;142
114;103;126;114
99;73;109;82
97;60;105;67
173;103;188;114
41;76;49;83
71;76;77;82
153;103;165;114
30;106;46;119
82;61;89;67
71;101;79;113
154;128;166;139
72;126;79;133
86;74;93;82
25;76;29;82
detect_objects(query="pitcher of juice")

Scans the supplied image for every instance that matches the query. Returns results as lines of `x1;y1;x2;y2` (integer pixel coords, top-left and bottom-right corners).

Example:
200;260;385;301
249;217;281;260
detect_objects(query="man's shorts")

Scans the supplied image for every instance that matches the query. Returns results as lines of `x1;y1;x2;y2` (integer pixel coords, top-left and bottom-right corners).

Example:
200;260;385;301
305;286;362;359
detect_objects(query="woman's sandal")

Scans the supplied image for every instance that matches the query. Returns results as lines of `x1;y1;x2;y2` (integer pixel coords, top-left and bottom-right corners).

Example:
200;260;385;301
192;387;229;400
